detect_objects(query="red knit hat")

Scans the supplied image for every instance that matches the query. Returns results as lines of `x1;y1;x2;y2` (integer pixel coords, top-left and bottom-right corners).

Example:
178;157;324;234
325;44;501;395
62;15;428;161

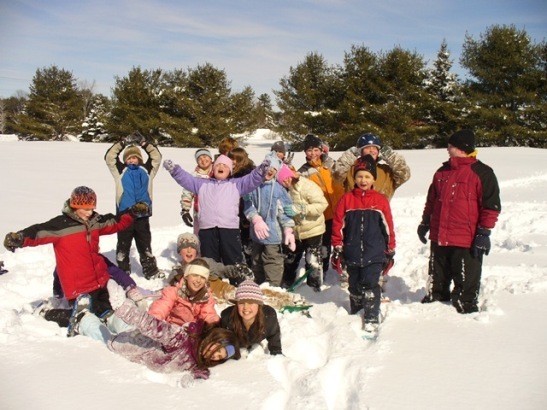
69;186;97;209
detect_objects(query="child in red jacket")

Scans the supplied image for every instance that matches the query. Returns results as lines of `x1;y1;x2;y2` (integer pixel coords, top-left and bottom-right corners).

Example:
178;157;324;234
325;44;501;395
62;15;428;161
332;156;395;333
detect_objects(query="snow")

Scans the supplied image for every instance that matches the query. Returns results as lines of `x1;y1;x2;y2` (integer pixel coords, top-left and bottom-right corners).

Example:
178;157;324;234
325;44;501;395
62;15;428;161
0;131;546;409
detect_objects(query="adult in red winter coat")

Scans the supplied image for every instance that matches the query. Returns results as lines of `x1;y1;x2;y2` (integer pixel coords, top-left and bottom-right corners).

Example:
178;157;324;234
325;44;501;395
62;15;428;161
3;186;140;320
418;130;501;314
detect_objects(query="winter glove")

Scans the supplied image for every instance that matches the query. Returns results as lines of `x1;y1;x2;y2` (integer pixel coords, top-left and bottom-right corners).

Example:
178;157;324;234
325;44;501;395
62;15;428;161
181;210;194;227
4;232;24;252
472;228;491;257
128;202;150;218
350;146;361;157
256;159;271;177
233;263;255;281
383;249;395;273
417;215;430;244
283;204;297;217
163;159;176;173
380;144;394;161
331;246;344;275
283;227;296;252
123;131;146;147
252;215;270;240
283;152;294;165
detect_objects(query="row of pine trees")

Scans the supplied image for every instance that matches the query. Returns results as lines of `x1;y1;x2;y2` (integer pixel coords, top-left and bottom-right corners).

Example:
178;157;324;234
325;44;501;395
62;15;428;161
1;24;545;149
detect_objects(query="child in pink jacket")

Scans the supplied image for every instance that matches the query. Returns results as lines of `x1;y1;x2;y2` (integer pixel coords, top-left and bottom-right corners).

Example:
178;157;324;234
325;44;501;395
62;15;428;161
148;258;219;326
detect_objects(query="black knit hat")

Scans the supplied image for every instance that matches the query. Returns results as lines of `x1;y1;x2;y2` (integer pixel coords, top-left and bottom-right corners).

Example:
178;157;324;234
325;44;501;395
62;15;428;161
353;155;377;180
448;129;475;154
303;134;322;151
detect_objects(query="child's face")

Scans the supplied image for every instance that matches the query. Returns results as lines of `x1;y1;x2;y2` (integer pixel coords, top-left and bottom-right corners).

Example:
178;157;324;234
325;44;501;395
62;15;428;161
185;273;207;294
237;302;259;323
305;147;322;162
275;151;285;160
202;342;227;361
264;167;277;181
280;177;293;189
197;155;212;170
213;163;230;180
125;156;140;165
360;146;379;160
74;208;94;221
447;144;467;158
179;247;197;264
354;170;375;191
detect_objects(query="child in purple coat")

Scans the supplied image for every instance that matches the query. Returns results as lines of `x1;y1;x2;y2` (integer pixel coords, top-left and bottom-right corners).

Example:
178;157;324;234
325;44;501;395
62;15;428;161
163;155;271;266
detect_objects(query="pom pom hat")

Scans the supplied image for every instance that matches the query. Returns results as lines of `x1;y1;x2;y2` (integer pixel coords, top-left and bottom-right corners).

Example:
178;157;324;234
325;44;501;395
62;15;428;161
213;154;233;175
69;186;97;210
123;146;144;164
230;279;264;305
448;129;475;154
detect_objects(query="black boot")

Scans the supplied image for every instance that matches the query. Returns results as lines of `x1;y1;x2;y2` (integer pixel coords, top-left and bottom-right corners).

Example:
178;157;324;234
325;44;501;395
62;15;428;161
363;290;379;324
141;255;163;280
349;293;363;314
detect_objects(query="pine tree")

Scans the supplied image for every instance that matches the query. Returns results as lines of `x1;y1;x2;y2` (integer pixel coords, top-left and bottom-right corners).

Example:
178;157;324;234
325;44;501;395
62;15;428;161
15;65;83;140
78;95;109;142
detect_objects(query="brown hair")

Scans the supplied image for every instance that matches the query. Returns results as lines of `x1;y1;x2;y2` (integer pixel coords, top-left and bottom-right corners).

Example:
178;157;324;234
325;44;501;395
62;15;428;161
218;136;239;156
196;326;241;369
228;147;255;176
228;303;266;348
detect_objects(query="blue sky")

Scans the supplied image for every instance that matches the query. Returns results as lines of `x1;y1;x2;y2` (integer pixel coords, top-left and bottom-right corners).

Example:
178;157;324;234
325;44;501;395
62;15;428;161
0;0;545;100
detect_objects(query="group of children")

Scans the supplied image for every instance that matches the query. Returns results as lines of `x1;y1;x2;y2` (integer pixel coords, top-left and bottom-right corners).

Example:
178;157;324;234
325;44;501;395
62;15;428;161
3;132;410;383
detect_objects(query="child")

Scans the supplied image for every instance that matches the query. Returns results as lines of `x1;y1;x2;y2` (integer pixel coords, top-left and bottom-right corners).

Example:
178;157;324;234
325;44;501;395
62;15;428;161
171;233;304;309
332;155;396;333
163;155;271;266
148;258;220;326
244;156;296;287
180;148;213;234
277;164;328;292
74;299;240;383
220;279;282;355
104;131;162;279
3;186;145;330
217;136;239;159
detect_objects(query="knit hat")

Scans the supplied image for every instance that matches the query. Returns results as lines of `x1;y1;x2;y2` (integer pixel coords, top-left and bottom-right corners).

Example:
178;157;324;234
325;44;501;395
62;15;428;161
277;164;295;183
303;134;322;151
123;146;144;164
230;279;264;305
354;154;377;180
194;148;213;161
448;129;475;154
213;154;233;175
271;141;286;154
183;263;210;280
177;232;200;253
69;186;97;209
356;133;382;150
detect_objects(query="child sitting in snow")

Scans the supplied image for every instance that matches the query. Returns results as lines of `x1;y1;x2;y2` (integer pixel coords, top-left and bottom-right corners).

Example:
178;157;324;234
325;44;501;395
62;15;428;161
220;279;282;355
332;155;396;333
163;154;271;266
148;258;220;326
180;148;214;234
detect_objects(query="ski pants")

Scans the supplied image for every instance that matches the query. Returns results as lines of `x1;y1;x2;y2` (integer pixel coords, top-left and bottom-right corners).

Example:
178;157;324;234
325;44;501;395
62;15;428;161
251;242;284;287
426;242;483;313
116;216;157;273
283;234;323;290
199;227;244;266
347;263;383;321
79;310;134;344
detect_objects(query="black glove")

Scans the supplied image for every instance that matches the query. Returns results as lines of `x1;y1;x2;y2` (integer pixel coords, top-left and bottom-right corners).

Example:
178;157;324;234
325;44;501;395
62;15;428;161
233;263;254;281
128;202;150;218
331;246;343;274
383;249;395;271
123;131;146;147
472;228;491;257
181;210;193;227
417;215;430;244
4;232;24;252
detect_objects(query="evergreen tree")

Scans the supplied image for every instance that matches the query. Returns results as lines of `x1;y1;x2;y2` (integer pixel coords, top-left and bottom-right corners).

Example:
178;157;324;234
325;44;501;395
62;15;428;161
0;92;27;135
460;24;547;146
78;95;110;142
255;93;275;129
274;52;343;146
230;86;259;134
15;65;83;140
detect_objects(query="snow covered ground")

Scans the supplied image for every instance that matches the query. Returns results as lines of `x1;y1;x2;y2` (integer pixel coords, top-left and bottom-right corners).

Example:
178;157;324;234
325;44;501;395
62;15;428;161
0;131;546;410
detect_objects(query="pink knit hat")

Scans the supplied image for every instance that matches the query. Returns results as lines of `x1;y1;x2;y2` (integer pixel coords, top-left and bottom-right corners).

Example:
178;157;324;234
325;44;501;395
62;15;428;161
230;279;264;305
214;154;233;175
276;164;294;183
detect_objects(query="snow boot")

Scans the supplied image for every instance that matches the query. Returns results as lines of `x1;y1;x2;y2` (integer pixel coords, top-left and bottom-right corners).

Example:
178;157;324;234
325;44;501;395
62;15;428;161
349;293;364;314
141;255;164;280
67;294;93;337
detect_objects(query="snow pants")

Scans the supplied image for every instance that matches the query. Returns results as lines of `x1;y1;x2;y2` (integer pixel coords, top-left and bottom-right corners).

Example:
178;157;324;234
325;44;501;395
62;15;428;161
79;310;134;344
116;216;158;277
282;234;323;291
251;242;284;287
425;242;483;313
347;263;383;322
199;227;244;266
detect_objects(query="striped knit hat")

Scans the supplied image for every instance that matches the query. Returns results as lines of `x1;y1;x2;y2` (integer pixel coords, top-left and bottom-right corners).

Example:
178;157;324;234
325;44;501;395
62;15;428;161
230;279;264;305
